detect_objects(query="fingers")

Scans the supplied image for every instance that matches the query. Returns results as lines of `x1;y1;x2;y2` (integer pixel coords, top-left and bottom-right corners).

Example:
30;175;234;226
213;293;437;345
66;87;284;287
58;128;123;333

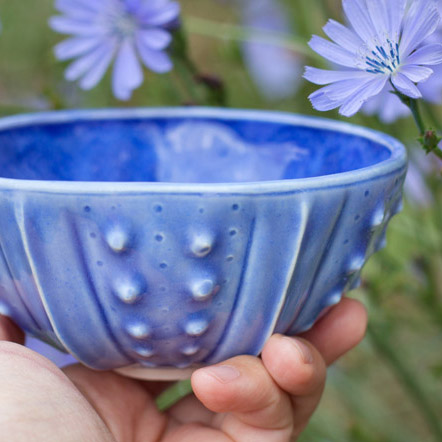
192;356;293;441
190;299;366;441
261;335;326;397
301;297;368;365
261;335;326;438
192;337;326;442
0;315;25;344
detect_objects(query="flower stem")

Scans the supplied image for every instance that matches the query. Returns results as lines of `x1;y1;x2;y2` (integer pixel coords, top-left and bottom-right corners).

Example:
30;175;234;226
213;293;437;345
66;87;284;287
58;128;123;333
171;27;227;106
423;102;442;131
409;99;442;160
172;58;202;104
184;15;322;63
155;379;193;412
408;98;426;136
391;84;442;160
432;145;442;160
367;323;442;441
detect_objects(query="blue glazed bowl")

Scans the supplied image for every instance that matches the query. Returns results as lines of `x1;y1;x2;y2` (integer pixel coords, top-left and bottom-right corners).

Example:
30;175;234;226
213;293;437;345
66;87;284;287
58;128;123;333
0;108;407;379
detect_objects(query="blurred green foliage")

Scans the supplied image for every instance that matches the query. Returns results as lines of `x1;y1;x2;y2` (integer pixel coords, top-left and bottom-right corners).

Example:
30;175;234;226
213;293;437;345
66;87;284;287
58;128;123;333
0;0;441;440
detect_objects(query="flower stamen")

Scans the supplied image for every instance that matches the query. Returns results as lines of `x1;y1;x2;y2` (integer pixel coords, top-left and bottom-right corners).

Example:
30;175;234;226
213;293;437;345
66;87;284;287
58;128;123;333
363;38;400;75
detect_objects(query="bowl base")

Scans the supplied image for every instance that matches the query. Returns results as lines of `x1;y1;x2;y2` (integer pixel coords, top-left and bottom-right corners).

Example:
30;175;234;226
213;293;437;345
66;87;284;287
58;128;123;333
115;364;198;381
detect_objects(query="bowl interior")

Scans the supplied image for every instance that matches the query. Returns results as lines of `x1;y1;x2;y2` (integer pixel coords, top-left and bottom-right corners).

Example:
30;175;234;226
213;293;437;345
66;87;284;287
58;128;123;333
0;114;392;183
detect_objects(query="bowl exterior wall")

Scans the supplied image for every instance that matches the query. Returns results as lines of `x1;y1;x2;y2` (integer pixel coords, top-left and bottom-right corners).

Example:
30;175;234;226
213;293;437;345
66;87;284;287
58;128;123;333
0;166;405;370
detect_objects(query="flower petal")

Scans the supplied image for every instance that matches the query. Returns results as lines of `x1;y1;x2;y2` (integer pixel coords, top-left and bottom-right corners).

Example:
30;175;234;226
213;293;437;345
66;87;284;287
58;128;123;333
391;72;422;98
400;0;440;58
304;66;371;85
125;0;142;13
366;0;389;41
140;2;180;26
342;0;376;46
79;43;115;90
139;49;173;74
309;77;374;111
399;65;433;83
112;39;144;100
386;0;406;39
54;0;102;15
308;92;340;112
54;37;100;61
322;19;363;54
136;29;172;50
339;76;388;116
136;37;173;73
49;16;105;36
65;42;114;81
406;44;442;66
308;35;357;68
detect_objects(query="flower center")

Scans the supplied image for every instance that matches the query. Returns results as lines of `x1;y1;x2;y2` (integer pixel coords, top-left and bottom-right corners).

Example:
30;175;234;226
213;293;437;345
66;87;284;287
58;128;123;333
114;12;137;37
101;2;138;39
362;39;401;75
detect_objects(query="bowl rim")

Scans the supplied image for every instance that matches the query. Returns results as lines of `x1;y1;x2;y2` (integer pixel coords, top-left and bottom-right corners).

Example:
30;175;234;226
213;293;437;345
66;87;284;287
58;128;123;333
0;107;407;195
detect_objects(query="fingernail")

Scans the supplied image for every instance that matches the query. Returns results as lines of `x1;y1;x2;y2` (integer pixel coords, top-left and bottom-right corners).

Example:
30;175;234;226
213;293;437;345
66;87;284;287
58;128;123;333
284;337;314;364
202;365;240;384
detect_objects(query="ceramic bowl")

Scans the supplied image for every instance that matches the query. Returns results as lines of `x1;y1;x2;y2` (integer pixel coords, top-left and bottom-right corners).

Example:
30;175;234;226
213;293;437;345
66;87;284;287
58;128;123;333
0;108;407;379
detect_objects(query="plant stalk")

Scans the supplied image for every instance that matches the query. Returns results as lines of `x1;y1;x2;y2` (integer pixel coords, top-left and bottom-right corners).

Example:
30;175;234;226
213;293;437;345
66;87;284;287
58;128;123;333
408;98;426;136
155;379;193;412
171;26;227;106
184;15;321;62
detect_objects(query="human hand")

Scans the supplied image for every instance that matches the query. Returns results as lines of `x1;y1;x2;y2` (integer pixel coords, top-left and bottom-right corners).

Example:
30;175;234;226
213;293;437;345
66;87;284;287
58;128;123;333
0;298;366;442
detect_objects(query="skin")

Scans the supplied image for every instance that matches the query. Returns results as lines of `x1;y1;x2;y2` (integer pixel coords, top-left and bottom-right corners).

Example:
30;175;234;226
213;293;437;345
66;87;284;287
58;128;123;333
0;298;367;442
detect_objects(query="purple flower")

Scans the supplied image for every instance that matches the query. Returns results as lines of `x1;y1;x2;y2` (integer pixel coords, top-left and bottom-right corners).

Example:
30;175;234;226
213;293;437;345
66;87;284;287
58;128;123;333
50;0;180;100
363;1;442;123
238;0;302;101
304;0;442;117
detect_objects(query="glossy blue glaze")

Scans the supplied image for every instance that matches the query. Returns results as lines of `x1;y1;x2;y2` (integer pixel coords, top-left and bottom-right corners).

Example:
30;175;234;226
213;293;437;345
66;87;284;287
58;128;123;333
0;108;407;373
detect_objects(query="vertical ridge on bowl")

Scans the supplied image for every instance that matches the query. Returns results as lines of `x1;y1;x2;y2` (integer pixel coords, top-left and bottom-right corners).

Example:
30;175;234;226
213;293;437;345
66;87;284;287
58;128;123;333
280;171;405;335
17;199;134;367
204;196;312;364
291;193;349;333
0;198;57;344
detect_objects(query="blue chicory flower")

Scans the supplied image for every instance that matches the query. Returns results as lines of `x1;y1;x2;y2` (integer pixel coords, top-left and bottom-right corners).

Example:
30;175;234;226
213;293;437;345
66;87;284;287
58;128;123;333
304;0;442;117
238;0;302;101
363;0;442;123
50;0;180;100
